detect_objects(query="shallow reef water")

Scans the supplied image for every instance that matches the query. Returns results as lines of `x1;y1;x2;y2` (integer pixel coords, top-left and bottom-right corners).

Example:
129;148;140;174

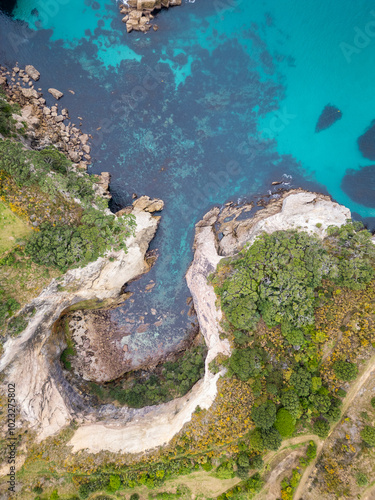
1;0;375;357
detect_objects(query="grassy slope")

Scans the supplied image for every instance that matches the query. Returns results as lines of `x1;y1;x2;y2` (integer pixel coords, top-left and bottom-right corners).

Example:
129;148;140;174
0;200;30;254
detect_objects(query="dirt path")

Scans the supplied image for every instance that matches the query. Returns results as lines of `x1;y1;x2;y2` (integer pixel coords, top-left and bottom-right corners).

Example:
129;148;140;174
293;352;375;500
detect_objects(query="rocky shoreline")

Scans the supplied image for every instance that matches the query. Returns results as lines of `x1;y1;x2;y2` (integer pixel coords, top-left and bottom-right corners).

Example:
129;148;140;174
119;0;182;33
0;64;96;175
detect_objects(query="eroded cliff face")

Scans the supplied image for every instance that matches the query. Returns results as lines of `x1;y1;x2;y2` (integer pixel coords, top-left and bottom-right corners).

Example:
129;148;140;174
0;207;161;441
0;189;352;455
68;190;351;455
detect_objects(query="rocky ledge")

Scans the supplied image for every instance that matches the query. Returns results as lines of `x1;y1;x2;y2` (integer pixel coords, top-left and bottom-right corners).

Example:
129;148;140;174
119;0;182;33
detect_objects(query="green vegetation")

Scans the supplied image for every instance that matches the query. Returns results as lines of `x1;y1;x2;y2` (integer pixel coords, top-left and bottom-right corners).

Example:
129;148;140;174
0;96;18;136
218;472;263;500
0;139;136;273
280;468;301;500
356;472;368;486
229;346;266;381
209;223;375;460
0;200;31;254
313;419;330;438
251;401;276;430
0;287;20;324
360;425;375;446
274;408;296;437
216;226;375;333
6;312;28;336
89;345;206;408
332;360;358;381
25;208;134;271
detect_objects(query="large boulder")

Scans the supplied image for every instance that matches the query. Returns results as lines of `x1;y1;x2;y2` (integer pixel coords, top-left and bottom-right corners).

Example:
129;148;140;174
133;195;164;212
25;65;40;81
137;0;156;9
48;88;64;100
21;88;39;99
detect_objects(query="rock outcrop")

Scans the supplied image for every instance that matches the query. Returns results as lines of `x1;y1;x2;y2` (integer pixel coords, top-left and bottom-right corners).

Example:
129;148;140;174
119;0;182;33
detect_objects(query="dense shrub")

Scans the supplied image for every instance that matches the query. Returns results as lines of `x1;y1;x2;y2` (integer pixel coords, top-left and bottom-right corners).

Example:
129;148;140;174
107;475;121;492
250;454;263;470
237;452;250;468
214;460;235;479
0;99;16;136
248;429;264;452
229;346;266;381
25;209;135;271
313;419;330;438
325;222;375;289
281;390;300;418
251;401;277;430
356;472;368;486
218;230;331;329
290;367;312;397
306;440;317;462
360;425;375;446
261;427;282;451
90;346;206;408
0;288;20;327
333;360;358;381
323;397;342;423
371;397;375;408
274;408;296;437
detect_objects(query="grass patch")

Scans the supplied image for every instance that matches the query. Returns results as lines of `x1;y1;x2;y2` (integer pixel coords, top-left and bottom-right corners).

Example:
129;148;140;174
0;200;31;254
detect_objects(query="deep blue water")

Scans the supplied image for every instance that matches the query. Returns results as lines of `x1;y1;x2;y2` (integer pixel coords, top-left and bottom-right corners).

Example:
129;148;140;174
1;0;375;357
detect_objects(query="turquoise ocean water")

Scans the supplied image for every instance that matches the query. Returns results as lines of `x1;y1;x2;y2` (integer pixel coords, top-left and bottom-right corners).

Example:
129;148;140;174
1;0;375;356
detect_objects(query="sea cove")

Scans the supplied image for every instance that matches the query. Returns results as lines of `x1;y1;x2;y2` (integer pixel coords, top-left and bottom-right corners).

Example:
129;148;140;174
1;0;375;357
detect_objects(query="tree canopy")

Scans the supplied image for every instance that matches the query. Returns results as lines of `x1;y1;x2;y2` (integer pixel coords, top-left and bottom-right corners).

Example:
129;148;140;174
251;401;277;430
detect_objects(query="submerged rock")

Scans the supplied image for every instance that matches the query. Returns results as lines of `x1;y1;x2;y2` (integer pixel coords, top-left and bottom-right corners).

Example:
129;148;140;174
341;164;375;207
358;120;375;160
315;104;342;132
